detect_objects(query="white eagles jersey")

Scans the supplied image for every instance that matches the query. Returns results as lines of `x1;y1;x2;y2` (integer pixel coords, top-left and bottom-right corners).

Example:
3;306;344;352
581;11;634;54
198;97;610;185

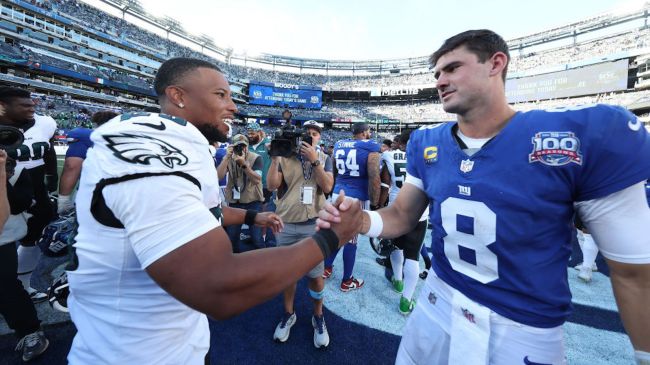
9;114;57;169
381;149;428;221
381;150;407;203
67;112;222;364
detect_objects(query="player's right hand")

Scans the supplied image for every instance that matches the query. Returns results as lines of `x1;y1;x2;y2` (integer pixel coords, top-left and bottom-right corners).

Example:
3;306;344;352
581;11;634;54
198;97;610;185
324;191;362;247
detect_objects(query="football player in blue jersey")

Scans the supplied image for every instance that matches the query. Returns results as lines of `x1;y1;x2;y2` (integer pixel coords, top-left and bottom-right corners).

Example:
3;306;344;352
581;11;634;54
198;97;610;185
318;30;650;364
57;111;118;214
323;122;381;292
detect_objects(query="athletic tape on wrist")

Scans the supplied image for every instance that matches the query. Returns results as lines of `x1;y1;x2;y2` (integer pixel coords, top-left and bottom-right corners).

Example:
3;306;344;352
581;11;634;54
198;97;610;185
312;229;339;259
244;209;257;226
365;210;383;238
636;350;650;365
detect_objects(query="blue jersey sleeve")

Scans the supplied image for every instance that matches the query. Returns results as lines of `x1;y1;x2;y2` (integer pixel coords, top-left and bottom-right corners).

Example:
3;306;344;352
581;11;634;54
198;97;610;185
577;105;650;201
65;128;93;159
214;148;228;186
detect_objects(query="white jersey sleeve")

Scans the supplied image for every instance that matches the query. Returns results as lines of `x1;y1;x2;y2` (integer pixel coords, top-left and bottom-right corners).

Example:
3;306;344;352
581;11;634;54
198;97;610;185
576;181;650;264
102;169;220;269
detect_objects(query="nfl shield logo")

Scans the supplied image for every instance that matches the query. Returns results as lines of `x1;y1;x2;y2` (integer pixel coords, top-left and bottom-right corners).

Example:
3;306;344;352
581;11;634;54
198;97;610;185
460;159;474;173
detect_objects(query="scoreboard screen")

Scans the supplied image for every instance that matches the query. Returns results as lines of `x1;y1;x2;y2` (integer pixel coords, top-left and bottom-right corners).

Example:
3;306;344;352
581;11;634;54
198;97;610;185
248;81;322;109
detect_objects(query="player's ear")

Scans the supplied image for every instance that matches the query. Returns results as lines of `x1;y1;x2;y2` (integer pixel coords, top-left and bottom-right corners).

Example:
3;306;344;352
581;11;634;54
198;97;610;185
164;85;186;108
488;52;508;79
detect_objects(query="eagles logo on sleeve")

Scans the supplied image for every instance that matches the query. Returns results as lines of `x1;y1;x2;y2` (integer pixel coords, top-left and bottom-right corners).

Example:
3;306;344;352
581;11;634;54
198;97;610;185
103;133;189;168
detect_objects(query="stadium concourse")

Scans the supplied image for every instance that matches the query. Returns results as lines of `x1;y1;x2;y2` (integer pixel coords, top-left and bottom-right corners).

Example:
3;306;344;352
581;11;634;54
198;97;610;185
0;229;632;365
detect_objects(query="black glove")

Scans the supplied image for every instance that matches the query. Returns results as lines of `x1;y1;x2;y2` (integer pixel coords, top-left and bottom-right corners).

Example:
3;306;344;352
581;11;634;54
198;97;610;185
370;204;382;211
45;174;58;193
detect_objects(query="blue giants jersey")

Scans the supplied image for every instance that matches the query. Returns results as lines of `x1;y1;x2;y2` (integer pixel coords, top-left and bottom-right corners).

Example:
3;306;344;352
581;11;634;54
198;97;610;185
333;138;381;200
65;127;93;159
406;104;650;328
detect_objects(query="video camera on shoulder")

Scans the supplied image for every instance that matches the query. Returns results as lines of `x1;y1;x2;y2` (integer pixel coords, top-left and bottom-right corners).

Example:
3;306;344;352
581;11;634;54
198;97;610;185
269;125;313;158
0;125;24;150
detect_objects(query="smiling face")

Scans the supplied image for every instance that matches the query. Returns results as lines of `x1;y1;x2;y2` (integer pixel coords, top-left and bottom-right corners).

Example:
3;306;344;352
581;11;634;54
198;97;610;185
179;67;237;136
433;46;496;116
0;97;35;126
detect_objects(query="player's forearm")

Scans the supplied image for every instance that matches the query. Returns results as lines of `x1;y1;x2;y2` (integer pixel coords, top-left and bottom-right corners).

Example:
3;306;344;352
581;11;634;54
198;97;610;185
608;259;650;352
58;166;81;196
361;184;428;238
313;167;333;194
361;204;417;238
378;187;388;207
367;153;381;206
222;206;247;226
204;240;326;319
368;175;381;206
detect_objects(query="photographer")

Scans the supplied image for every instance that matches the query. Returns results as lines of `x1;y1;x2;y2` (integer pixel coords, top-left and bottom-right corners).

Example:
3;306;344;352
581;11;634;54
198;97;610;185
266;120;334;348
217;134;265;252
247;122;276;247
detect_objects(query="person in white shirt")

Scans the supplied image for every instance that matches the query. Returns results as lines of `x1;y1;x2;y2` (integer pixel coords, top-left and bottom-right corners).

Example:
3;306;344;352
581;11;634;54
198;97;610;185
67;57;361;365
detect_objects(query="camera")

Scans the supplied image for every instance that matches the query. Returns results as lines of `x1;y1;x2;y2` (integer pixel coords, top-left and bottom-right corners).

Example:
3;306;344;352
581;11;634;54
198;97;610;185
233;144;246;156
269;125;313;158
0;125;24;150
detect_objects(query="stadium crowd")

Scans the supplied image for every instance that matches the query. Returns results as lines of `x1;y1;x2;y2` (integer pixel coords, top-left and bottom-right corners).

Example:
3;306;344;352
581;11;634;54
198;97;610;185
1;3;650;362
12;0;650;91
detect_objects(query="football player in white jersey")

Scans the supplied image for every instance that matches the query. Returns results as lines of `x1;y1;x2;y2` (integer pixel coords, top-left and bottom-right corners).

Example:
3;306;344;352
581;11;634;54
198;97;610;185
1;87;57;302
66;58;362;365
379;130;428;315
318;30;650;364
0;88;51;361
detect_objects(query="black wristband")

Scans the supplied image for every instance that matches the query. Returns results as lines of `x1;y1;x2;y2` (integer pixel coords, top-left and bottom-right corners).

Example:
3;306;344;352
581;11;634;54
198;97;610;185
312;229;339;259
244;209;257;226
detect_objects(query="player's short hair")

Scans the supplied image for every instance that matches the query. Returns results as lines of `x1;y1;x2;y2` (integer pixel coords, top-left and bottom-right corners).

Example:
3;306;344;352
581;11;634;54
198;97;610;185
154;57;222;97
352;122;370;135
429;29;510;82
0;86;31;102
91;111;119;126
382;139;393;147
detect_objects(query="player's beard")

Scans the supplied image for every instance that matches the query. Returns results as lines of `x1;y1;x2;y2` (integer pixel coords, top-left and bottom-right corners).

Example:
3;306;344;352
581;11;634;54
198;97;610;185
248;135;260;145
197;123;228;143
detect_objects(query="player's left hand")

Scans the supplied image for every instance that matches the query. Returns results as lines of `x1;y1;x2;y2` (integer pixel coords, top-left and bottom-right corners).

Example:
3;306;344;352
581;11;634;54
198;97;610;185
299;142;318;163
254;212;284;234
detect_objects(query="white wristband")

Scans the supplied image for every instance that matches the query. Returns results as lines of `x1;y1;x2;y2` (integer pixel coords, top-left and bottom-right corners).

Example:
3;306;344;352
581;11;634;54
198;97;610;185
380;183;390;189
57;194;73;214
364;210;383;238
636;350;650;365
